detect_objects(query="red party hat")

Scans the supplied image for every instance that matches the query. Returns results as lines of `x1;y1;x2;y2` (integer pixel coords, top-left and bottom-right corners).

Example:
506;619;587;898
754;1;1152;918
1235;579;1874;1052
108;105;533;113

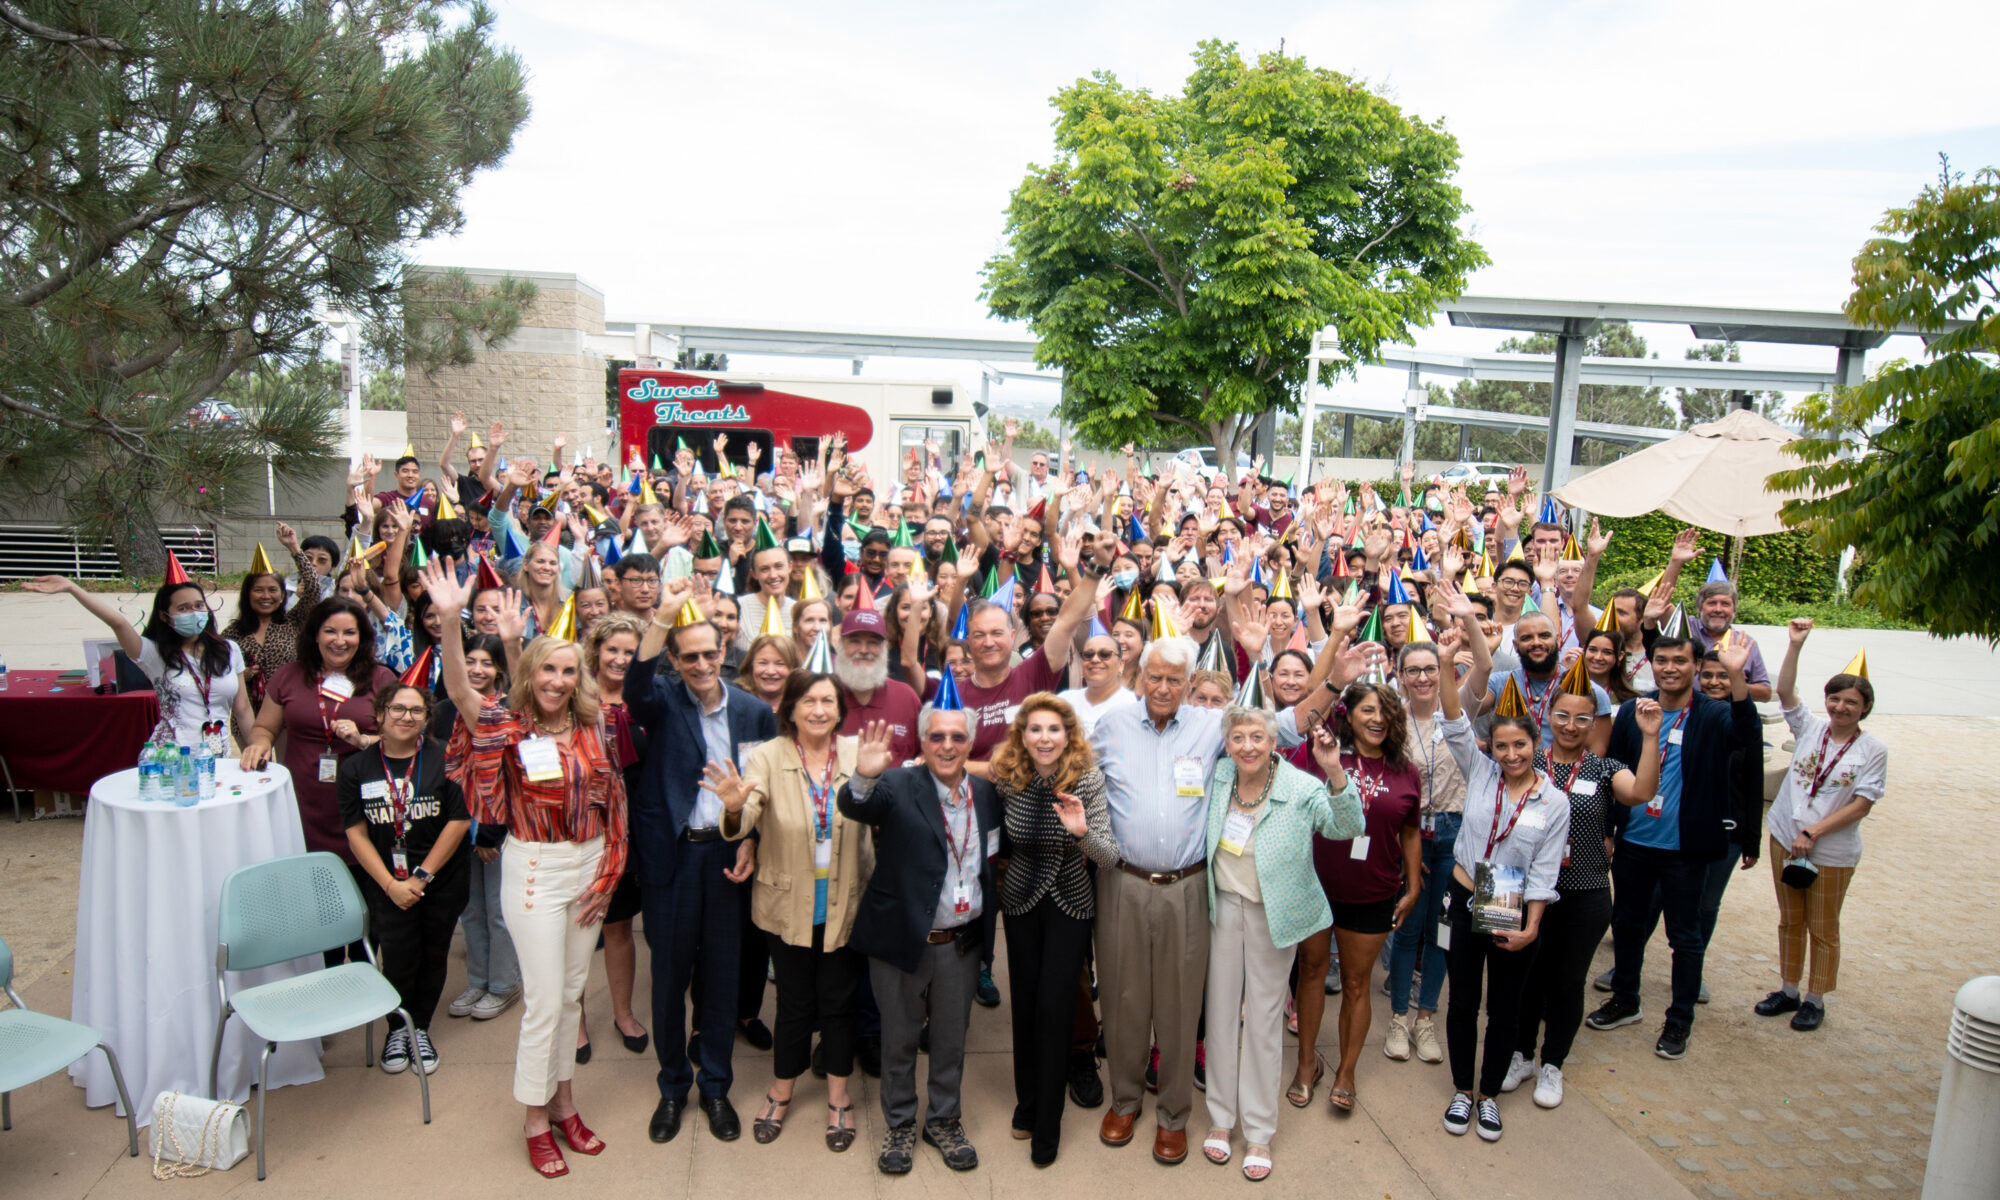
163;551;192;586
399;647;434;689
474;556;506;592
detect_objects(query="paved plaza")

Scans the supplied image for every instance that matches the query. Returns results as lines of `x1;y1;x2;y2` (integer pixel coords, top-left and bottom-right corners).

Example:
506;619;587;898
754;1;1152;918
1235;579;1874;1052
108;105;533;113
2;606;1995;1199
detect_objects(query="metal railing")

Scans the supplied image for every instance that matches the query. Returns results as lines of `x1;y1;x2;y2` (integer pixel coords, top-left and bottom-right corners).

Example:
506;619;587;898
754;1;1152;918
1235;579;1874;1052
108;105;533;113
0;524;217;581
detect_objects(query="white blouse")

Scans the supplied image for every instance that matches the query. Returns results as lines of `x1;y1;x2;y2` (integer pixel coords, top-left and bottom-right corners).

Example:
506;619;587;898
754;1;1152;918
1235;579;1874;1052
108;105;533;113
137;639;245;748
1765;704;1886;869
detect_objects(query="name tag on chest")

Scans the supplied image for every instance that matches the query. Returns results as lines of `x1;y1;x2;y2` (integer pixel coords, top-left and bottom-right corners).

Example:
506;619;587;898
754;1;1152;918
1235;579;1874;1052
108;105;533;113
1667;728;1684;746
1219;808;1255;856
518;736;563;783
1173;757;1204;797
361;781;389;800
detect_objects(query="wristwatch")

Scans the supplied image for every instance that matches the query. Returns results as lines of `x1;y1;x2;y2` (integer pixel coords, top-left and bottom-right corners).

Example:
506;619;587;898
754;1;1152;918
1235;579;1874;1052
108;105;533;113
411;866;434;884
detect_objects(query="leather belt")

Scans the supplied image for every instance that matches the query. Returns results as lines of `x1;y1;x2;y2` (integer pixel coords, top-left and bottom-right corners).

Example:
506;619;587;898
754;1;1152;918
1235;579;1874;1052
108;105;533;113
1117;860;1206;885
684;826;725;844
927;927;972;944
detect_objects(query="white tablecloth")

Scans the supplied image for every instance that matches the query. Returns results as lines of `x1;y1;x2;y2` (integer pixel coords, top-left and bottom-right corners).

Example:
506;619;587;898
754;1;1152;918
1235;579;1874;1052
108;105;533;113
69;763;326;1124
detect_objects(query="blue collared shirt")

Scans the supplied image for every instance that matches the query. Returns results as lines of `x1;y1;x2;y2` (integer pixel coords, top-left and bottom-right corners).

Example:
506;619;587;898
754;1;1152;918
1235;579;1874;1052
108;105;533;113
1090;703;1225;873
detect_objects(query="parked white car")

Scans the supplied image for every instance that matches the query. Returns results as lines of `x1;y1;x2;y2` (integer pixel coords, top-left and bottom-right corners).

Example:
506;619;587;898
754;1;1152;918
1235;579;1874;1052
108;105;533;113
1436;461;1513;492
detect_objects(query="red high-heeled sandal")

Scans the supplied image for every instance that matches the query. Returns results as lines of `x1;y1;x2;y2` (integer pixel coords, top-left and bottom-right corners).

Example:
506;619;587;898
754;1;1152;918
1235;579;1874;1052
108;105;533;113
556;1112;605;1155
526;1130;569;1179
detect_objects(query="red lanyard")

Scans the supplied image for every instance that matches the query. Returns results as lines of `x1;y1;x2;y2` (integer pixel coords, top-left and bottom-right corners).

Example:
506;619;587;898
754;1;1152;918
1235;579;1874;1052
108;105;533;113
1545;756;1580;793
1807;727;1858;799
182;654;214;717
940;779;976;872
379;746;421;842
1483;772;1539;861
1659;705;1690;749
797;740;836;840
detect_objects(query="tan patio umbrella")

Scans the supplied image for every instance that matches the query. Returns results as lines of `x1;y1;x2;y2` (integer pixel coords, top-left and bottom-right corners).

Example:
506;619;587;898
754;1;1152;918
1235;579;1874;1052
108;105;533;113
1549;409;1811;537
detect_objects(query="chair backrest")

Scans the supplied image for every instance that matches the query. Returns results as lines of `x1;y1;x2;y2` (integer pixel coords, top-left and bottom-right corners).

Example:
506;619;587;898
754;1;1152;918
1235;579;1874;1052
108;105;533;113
217;852;367;973
0;931;12;989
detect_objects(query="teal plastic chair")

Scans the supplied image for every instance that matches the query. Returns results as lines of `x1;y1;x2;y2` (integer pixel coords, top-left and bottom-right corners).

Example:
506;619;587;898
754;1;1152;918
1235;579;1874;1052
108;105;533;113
0;932;138;1157
207;852;429;1180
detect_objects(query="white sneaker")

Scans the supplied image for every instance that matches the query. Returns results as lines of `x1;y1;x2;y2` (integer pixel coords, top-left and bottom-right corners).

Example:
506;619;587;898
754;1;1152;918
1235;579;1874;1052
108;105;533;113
447;987;486;1018
1533;1063;1564;1109
1499;1051;1535;1094
471;988;520;1020
1412;1015;1443;1064
412;1028;440;1075
1384;1012;1412;1061
380;1027;411;1074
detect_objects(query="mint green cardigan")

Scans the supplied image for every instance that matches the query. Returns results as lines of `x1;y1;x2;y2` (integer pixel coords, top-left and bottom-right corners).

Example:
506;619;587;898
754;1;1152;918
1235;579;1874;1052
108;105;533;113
1204;757;1364;949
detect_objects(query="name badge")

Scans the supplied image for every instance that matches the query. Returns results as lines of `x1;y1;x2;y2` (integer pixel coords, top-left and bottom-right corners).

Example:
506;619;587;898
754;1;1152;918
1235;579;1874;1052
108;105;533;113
1667;728;1684;746
986;828;1000;858
1348;834;1371;860
518;736;563;783
1420;811;1437;840
951;882;971;915
1219;808;1255;856
1173;757;1204;797
813;837;832;871
318;674;355;704
1519;808;1548;831
1435;921;1451;951
1569;780;1597;797
361;781;389;800
318;749;339;783
390;848;409;880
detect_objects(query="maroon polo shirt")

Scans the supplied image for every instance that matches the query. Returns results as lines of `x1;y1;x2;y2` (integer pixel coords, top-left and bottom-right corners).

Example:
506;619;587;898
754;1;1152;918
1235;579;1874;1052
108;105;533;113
839;677;922;766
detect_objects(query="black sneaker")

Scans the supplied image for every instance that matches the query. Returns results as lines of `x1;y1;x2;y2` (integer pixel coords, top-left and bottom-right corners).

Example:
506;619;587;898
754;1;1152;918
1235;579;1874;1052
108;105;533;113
1586;997;1642;1031
1475;1097;1503;1142
975;968;1001;1008
1067;1052;1103;1108
922;1118;979;1171
1442;1091;1474;1136
1790;1001;1825;1032
878;1123;918;1175
1655;1021;1691;1060
1754;990;1801;1017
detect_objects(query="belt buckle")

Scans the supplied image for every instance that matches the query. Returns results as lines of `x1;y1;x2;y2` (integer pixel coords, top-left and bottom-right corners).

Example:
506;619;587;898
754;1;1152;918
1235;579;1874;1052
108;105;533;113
1148;870;1173;885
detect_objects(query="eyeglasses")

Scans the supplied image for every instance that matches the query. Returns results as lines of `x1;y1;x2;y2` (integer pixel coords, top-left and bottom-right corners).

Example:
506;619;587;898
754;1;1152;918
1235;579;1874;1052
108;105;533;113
624;576;660;588
1401;666;1440;678
1550;713;1595;727
678;650;723;664
1080;648;1119;660
385;704;427;718
925;732;970;745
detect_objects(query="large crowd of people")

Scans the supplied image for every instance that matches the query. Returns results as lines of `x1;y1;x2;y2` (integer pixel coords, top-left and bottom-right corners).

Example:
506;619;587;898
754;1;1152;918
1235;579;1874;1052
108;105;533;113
32;417;1888;1181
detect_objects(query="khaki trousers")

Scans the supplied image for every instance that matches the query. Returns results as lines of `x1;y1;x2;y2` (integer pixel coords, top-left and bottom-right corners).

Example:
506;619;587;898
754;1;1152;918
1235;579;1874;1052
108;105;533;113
1769;837;1856;995
1095;867;1209;1130
1204;891;1295;1146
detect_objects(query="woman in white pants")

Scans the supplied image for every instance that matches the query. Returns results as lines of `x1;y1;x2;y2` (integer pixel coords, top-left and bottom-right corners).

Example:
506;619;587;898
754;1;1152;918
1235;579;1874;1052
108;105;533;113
1200;707;1363;1182
429;560;628;1181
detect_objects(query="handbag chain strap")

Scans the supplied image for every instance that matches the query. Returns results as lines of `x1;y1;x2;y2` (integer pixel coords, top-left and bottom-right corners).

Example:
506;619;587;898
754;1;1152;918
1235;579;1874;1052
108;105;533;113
150;1090;233;1180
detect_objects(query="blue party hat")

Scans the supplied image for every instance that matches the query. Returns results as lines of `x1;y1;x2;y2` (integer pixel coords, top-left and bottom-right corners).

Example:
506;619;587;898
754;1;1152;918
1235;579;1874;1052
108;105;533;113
1410;544;1429;572
1089;613;1111;639
990;575;1017;612
951;603;969;640
503;522;529;559
1249;557;1265;587
599;536;622;567
1128;510;1147;544
1386;570;1412;605
1221;540;1235;565
933;664;963;711
1538;496;1559;524
1705;557;1728;584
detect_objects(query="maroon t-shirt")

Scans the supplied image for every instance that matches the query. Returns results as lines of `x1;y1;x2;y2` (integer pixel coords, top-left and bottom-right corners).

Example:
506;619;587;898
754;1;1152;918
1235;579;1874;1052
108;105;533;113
930;650;1062;761
840;678;922;766
1290;745;1421;904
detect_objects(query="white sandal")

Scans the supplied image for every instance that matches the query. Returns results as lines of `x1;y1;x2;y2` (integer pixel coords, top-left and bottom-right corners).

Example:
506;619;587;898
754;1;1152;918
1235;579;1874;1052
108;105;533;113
1242;1150;1274;1182
1202;1133;1232;1165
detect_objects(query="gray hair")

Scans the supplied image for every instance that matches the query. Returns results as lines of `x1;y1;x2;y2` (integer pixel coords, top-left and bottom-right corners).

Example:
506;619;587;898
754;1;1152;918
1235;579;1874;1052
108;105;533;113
916;702;969;740
1140;636;1198;675
1695;580;1737;606
1222;704;1279;742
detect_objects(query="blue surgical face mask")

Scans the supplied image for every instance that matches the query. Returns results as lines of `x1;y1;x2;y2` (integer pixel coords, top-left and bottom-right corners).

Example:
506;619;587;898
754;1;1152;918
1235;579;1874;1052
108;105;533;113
842;537;861;561
171;611;210;638
1112;569;1139;591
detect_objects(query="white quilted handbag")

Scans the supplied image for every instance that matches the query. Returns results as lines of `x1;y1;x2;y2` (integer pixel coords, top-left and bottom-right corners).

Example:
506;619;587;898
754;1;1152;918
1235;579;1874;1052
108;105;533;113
149;1090;250;1177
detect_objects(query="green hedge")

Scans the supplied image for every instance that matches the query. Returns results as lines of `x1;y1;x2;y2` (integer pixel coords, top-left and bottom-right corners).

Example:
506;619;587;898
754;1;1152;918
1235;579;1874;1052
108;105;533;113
1592;511;1840;606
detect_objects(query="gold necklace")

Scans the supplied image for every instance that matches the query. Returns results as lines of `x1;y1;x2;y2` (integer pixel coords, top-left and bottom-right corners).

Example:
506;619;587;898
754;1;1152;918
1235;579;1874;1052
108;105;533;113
533;710;573;736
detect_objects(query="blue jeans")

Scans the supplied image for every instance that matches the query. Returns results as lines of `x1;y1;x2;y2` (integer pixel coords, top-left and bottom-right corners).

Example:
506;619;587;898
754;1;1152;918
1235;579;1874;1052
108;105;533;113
1387;811;1460;1015
461;842;520;996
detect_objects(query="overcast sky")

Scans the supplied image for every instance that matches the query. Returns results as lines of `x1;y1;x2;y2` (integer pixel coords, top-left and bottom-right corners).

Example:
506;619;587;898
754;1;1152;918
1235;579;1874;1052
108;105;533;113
414;0;2000;429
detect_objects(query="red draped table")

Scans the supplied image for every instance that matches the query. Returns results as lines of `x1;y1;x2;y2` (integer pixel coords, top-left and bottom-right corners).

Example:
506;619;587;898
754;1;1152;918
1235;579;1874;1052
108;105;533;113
0;670;161;800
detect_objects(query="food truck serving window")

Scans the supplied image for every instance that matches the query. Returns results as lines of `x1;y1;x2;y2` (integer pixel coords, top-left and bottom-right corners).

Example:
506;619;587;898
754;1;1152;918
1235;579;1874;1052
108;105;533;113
650;427;773;477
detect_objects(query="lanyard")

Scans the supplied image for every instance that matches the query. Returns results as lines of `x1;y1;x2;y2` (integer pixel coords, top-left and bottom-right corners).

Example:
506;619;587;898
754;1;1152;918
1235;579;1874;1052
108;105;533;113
1659;705;1690;749
379;746;421;842
1412;714;1441;808
1807;726;1858;799
1523;672;1558;728
1544;754;1580;793
940;779;976;874
1483;772;1539;861
182;654;214;718
797;740;836;841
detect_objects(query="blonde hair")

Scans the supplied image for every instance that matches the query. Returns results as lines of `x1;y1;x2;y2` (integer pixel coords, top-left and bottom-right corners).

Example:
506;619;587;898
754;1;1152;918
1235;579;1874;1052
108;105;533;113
583;612;647;679
988;692;1095;795
510;635;600;727
735;634;800;692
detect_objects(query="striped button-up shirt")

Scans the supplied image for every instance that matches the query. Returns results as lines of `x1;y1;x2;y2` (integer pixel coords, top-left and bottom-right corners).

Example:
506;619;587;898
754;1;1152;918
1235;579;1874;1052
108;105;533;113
1090;703;1225;874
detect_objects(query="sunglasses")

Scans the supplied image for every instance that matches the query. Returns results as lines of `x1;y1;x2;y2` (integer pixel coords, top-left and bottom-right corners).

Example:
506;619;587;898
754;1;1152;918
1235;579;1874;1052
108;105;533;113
925;732;970;746
1080;648;1119;661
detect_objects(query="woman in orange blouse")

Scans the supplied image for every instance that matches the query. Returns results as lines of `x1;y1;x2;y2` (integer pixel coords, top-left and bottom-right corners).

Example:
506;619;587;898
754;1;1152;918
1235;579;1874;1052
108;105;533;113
426;559;628;1181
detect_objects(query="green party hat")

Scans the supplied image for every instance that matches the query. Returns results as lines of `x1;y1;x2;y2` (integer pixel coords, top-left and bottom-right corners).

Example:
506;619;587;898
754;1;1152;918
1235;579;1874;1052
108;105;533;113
1358;606;1384;645
695;530;722;558
753;517;781;552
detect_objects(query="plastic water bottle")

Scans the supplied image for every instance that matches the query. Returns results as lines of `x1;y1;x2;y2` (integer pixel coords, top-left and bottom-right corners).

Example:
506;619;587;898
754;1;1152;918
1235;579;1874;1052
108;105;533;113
0;650;10;691
174;746;199;807
193;740;215;801
137;739;162;802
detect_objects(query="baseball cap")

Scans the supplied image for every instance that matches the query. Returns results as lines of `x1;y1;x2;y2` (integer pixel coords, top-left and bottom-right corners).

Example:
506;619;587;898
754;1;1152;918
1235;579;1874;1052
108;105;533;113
840;608;887;639
786;536;814;555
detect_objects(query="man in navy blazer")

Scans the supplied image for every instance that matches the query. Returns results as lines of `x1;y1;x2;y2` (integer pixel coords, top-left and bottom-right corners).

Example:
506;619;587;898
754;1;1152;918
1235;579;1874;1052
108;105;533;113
838;704;999;1176
627;611;777;1144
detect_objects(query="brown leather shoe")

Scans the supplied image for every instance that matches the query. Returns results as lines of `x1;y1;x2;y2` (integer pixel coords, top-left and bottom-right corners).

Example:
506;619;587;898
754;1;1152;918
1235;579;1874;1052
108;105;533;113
1099;1108;1137;1147
1152;1125;1187;1166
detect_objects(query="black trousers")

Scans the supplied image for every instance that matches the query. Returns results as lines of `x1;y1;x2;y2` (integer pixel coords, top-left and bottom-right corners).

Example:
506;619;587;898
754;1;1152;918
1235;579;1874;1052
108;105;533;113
642;838;742;1102
1516;886;1612;1069
1444;880;1541;1097
740;889;771;1021
1004;898;1093;1157
1610;842;1708;1028
362;868;470;1031
767;926;862;1080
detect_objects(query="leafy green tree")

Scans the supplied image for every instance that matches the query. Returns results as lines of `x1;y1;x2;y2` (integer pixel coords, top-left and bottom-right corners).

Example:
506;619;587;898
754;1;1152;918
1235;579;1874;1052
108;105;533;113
982;40;1486;467
0;1;530;575
1676;342;1784;426
988;415;1058;451
1440;323;1676;467
362;369;405;412
1772;161;2000;640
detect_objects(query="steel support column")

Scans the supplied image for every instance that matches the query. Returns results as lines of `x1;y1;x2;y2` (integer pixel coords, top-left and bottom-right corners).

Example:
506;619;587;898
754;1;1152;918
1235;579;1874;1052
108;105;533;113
1542;331;1585;493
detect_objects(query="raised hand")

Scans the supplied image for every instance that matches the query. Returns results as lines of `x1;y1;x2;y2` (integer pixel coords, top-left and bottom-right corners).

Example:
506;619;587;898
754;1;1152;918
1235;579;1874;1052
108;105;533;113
1717;631;1751;677
1531;548;1558;586
450;412;467;437
1787;616;1813;645
1634;698;1662;735
1643;580;1673;627
495;588;527;642
1056;528;1083;572
1052;791;1088;838
1310;723;1348;789
1586;516;1611;558
275;521;300;554
712;432;728;458
1669;527;1700;567
1507;465;1528;498
421;558;471;612
855;719;894;777
745;441;761;466
486;419;506;449
703;759;753;812
23;574;76;596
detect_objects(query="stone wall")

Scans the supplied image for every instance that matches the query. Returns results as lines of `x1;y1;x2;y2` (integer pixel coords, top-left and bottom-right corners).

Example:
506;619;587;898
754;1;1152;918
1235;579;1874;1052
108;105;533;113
402;267;611;470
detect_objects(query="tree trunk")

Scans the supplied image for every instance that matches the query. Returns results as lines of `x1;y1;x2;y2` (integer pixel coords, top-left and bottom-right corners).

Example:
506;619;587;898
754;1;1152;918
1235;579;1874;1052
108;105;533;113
112;501;168;581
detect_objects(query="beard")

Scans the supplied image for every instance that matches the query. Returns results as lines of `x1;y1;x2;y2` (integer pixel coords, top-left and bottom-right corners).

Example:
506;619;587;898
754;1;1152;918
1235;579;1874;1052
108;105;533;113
833;654;888;694
1521;646;1559;676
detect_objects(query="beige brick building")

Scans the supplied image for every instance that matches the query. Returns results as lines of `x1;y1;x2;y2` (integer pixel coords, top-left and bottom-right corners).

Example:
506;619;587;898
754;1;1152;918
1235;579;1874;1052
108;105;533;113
402;266;611;469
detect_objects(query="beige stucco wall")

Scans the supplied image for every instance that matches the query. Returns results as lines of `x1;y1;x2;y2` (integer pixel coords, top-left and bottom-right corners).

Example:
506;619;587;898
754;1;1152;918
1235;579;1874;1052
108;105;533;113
402;267;611;470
